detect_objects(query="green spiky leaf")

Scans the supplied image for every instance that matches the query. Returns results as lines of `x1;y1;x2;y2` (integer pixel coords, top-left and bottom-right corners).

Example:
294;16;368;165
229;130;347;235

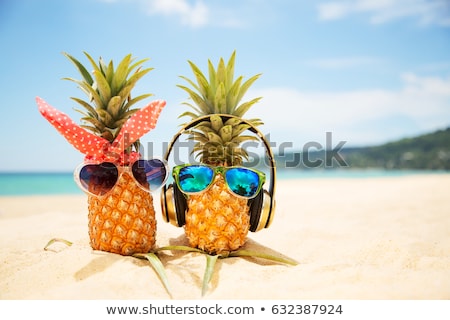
81;116;105;131
195;125;215;134
187;132;209;144
214;82;226;113
202;254;219;296
232;124;252;138
231;135;259;144
62;52;93;85
97;109;115;128
111;54;132;94
107;96;123;118
234;97;263;118
70;97;98;117
123;93;153;111
210;115;223;132
179;75;202;96
133;252;172;298
235;74;262;107
219;125;232;142
179;110;201;120
225;50;236;90
104;59;115;86
177;85;210;114
63;77;103;109
224;117;242;126
155;245;204;254
228;249;299;266
226;76;243;113
44;238;73;251
207;59;217;92
186;60;209;97
207;132;223;144
215;57;227;90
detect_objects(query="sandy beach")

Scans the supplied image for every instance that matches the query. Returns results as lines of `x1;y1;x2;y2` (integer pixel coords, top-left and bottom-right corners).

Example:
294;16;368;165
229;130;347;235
0;174;449;300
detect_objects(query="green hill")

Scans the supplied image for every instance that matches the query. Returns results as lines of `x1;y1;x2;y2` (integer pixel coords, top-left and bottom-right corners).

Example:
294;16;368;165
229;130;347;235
274;127;450;170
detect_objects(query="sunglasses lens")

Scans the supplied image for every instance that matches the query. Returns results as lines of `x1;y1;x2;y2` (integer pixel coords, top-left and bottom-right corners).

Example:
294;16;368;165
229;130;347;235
178;165;214;193
133;159;167;190
225;168;261;198
79;162;118;196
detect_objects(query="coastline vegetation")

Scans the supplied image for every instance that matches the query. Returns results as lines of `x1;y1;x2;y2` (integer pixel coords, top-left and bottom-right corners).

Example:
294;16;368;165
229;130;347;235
274;127;450;170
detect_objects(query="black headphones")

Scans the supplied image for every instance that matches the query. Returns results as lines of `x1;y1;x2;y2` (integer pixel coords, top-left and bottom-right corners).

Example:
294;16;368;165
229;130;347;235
160;114;276;232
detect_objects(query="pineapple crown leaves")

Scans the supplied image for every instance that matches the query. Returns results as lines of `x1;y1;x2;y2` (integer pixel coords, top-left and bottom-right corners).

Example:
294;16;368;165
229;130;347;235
37;52;165;165
177;51;264;166
178;50;262;120
62;51;154;143
187;115;260;166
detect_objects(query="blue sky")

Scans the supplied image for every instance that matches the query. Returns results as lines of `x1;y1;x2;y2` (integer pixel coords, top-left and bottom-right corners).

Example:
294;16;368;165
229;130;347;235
1;0;449;172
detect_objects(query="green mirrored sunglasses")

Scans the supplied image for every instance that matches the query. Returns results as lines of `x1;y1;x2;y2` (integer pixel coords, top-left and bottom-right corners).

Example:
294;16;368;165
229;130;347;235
172;164;266;199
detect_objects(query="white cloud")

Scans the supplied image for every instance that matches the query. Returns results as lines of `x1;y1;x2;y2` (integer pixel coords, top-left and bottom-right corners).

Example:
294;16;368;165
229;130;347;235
99;0;256;28
402;72;450;95
139;0;248;28
245;73;450;147
318;0;450;26
318;1;352;20
143;0;209;28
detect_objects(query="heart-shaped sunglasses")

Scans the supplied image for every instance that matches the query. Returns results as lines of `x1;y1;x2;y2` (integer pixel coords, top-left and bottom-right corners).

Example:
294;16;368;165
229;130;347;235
74;159;168;197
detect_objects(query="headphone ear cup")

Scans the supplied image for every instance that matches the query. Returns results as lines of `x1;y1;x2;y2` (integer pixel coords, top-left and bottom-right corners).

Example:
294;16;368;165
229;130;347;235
248;189;273;232
173;182;187;227
160;183;187;227
260;189;273;229
160;184;174;225
248;190;263;232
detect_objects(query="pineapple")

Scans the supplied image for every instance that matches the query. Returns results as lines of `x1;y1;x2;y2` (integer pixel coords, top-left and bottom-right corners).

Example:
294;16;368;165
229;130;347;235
87;168;156;255
37;52;166;255
177;51;263;254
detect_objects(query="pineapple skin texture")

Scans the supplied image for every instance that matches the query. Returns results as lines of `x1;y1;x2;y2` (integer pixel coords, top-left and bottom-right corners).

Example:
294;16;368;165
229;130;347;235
184;175;250;254
87;172;156;255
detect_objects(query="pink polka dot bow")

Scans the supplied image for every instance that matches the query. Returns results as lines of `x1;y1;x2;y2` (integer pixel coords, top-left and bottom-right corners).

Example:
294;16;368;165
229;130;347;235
36;97;166;165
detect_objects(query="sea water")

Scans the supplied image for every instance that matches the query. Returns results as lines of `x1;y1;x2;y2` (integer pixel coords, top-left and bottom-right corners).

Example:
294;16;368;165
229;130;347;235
0;169;448;196
0;172;82;196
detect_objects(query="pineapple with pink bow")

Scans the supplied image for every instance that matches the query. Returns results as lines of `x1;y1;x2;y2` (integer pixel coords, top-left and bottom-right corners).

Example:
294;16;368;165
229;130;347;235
37;52;168;255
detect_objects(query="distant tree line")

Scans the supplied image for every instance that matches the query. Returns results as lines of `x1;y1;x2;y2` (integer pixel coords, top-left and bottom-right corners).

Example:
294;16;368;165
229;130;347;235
272;127;450;170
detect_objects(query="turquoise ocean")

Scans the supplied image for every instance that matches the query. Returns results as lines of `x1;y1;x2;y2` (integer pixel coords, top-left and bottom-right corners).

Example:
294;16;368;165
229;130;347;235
0;169;448;196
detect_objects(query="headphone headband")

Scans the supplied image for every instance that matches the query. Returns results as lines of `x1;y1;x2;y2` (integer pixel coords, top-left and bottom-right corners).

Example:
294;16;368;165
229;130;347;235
163;114;276;229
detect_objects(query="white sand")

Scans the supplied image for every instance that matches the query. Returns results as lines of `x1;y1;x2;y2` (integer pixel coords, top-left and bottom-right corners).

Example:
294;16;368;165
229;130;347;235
1;174;449;299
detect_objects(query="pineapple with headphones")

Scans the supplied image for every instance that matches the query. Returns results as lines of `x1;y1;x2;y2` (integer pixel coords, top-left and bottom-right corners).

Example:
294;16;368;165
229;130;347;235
160;51;297;295
161;51;276;255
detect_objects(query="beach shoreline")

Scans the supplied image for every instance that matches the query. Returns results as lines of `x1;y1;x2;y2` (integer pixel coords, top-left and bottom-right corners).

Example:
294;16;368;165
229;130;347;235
1;174;449;299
